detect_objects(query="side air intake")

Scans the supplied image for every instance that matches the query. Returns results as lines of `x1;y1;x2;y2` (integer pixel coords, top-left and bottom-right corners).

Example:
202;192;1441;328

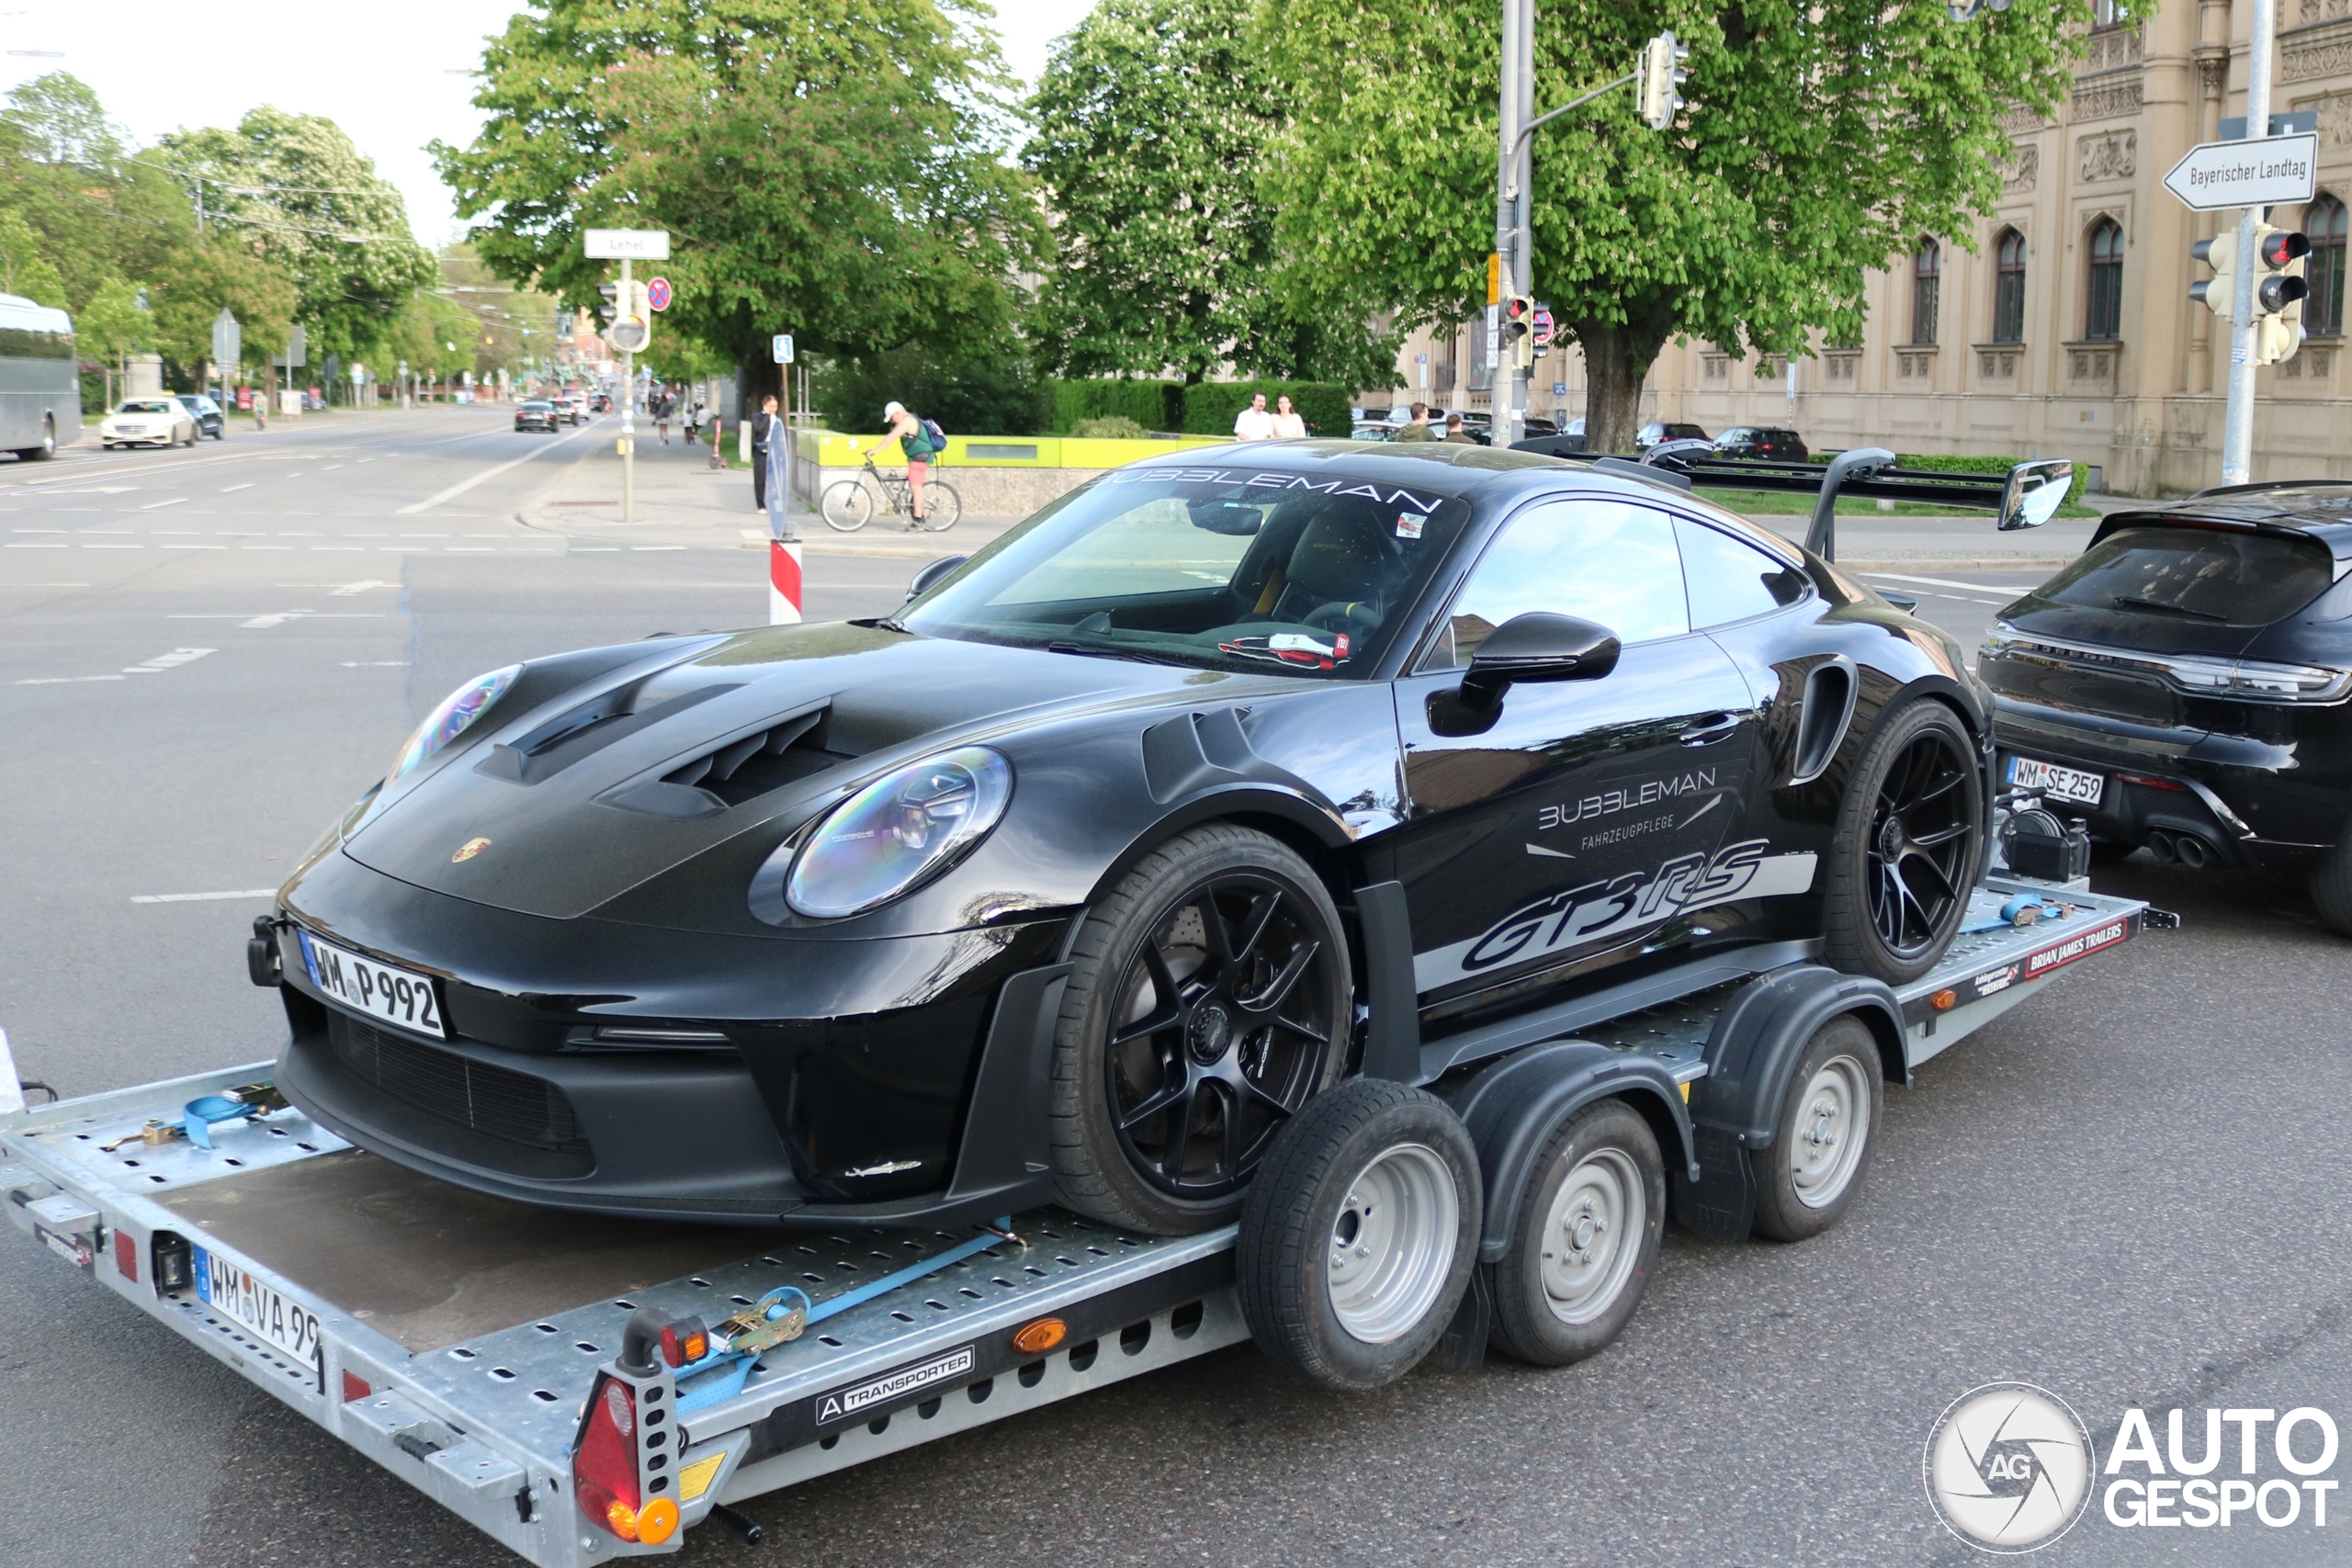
603;705;853;817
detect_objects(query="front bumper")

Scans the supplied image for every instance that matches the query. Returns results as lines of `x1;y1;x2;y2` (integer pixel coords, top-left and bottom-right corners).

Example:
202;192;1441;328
272;850;1069;1226
1993;694;2346;868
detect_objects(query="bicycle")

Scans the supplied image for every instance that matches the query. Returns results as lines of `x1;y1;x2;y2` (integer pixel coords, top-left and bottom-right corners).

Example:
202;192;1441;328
820;457;960;533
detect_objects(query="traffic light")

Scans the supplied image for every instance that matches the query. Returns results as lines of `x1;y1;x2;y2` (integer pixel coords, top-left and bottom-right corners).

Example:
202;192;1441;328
2189;231;2236;319
1637;31;1688;132
1499;295;1535;369
2253;224;2309;365
596;282;620;321
606;280;653;354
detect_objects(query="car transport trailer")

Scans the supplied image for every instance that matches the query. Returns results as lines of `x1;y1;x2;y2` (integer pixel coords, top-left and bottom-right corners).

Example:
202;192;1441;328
3;855;2162;1564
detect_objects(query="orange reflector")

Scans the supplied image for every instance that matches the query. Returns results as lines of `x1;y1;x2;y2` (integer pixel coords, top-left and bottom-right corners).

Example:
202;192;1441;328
1012;1316;1068;1355
1930;989;1958;1012
637;1496;680;1545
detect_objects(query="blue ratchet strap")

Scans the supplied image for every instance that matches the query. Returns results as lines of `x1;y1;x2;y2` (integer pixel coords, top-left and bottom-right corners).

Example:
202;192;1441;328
1958;895;2071;935
672;1217;1015;1415
181;1095;263;1150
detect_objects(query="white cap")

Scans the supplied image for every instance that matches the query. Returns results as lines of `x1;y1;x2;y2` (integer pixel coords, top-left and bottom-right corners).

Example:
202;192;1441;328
883;400;906;420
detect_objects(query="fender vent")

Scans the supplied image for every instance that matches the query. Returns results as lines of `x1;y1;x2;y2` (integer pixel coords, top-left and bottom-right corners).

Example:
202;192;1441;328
1790;659;1857;786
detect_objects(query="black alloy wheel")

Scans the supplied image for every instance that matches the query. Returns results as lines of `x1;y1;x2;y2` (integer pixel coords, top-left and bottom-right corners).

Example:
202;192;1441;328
1864;725;1975;960
1104;872;1341;1202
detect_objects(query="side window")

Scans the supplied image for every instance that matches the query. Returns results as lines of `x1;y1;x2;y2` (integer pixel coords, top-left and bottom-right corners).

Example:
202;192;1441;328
1675;515;1808;627
1427;499;1688;668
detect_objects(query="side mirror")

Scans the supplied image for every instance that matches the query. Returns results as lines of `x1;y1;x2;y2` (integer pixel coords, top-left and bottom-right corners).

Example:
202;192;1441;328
905;554;968;604
1998;460;2074;531
1460;613;1621;711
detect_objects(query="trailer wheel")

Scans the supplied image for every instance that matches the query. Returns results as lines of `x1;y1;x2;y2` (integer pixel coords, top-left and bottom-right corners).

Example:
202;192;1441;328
1237;1078;1479;1390
1486;1099;1665;1367
1749;1016;1882;1242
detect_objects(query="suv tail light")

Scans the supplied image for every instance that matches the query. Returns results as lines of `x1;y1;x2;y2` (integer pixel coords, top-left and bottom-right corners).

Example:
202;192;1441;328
572;1373;679;1544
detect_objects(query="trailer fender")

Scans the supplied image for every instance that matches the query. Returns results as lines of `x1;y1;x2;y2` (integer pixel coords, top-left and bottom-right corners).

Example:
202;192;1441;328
1675;964;1904;1242
1438;1041;1698;1266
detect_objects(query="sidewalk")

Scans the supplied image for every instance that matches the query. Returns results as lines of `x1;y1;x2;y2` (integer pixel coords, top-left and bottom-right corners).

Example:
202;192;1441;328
514;426;1024;558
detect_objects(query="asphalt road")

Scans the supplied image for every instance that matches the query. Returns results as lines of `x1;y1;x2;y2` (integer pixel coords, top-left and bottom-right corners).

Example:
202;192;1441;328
3;419;2346;1566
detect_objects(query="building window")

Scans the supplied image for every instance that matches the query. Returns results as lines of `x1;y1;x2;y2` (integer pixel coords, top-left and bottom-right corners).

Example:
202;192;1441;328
2085;219;2123;341
1993;228;2027;344
1912;240;1941;345
2308;195;2348;336
2092;0;2121;24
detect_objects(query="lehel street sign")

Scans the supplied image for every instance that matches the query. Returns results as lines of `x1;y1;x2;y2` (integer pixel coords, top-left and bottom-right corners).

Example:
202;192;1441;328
645;277;672;312
2163;133;2319;211
583;229;672;260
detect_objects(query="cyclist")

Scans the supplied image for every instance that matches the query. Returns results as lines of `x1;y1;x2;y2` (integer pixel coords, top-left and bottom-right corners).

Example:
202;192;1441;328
865;401;938;525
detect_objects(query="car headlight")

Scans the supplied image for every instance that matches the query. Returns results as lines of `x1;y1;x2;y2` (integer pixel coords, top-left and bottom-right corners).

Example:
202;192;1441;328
390;665;522;780
785;747;1013;919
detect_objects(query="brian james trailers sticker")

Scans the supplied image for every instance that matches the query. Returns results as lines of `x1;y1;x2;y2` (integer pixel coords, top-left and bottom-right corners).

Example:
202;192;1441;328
2022;918;2131;979
814;1345;977;1425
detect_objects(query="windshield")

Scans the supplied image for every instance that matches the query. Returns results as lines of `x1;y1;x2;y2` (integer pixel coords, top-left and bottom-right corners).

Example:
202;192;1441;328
899;466;1472;677
118;400;175;414
2036;524;2335;626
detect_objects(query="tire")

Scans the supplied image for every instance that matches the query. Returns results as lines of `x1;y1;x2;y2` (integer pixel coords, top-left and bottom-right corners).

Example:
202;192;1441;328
1236;1078;1480;1390
1486;1099;1666;1367
2311;829;2352;938
820;479;873;532
1049;824;1351;1234
918;483;961;532
1821;700;1984;985
1748;1016;1883;1243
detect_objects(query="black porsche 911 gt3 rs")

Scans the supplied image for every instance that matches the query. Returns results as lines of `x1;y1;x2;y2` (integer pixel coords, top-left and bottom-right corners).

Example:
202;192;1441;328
255;441;2030;1235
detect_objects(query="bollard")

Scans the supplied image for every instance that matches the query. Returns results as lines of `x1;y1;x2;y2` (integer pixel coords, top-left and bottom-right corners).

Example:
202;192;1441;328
768;538;803;626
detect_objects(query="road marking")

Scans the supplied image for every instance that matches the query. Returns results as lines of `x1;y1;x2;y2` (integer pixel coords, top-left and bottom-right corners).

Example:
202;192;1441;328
1861;571;2040;592
322;464;344;471
311;546;366;551
6;541;68;548
331;580;390;596
0;581;89;587
339;660;409;667
240;545;293;550
631;546;687;551
84;528;131;534
18;673;126;684
130;888;279;904
161;544;227;549
11;527;66;533
395;418;600;513
140;497;187;510
221;483;255;492
84;543;143;549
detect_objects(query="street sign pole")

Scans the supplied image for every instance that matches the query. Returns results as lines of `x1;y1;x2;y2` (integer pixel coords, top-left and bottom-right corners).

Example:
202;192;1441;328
1494;0;1534;450
619;256;636;525
2223;0;2279;485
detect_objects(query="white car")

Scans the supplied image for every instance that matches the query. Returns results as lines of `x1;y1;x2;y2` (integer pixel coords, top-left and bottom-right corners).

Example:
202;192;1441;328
100;398;198;449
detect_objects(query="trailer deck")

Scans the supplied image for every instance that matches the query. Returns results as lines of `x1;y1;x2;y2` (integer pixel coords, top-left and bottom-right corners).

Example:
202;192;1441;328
3;874;2154;1564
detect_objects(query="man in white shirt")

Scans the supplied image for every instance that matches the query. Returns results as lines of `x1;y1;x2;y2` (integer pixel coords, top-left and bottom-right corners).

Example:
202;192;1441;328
1232;392;1274;441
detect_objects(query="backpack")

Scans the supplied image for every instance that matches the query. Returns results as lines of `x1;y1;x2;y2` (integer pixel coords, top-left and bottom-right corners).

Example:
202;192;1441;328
919;415;948;456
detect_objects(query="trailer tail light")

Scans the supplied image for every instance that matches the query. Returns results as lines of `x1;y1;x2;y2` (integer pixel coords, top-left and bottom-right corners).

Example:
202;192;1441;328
573;1373;680;1546
660;1317;708;1368
1012;1316;1068;1355
114;1228;139;1281
1930;989;1958;1012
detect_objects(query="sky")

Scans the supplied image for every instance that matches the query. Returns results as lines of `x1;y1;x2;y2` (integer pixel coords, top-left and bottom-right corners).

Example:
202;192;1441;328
0;0;1102;247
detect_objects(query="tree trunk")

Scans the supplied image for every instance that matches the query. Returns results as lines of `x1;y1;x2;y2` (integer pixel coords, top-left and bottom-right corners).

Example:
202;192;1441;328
1573;300;1678;454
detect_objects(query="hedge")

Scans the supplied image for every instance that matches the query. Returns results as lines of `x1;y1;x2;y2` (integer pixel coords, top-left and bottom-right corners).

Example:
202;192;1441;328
1047;378;1182;434
1895;453;2094;512
1181;381;1351;439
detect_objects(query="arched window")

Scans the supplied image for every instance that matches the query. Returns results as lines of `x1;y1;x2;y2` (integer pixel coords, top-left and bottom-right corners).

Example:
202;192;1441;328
2086;219;2124;341
1912;240;1941;345
2308;195;2348;336
1993;229;2028;344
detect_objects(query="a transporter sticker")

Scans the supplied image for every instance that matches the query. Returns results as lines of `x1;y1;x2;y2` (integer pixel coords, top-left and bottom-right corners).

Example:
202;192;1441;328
813;1344;977;1426
1414;837;1819;992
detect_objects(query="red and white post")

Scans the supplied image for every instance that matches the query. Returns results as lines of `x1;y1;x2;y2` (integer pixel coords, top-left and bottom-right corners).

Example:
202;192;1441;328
768;537;803;625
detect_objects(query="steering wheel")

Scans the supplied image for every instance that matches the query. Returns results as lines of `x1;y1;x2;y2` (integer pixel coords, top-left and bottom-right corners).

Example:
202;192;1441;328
1304;601;1382;636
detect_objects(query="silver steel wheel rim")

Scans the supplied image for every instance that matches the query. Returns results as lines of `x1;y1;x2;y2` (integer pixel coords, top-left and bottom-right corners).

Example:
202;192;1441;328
1790;1055;1871;1208
1327;1143;1459;1346
1539;1146;1644;1326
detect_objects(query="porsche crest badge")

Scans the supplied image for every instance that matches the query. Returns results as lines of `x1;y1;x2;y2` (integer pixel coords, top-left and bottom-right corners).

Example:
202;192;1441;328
452;837;492;863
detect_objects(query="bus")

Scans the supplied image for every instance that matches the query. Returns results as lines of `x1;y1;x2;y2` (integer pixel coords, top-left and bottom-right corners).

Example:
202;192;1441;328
0;291;81;460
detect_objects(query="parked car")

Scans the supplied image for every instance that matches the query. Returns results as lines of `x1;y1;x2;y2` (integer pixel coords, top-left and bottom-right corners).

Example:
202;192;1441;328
1982;482;2352;935
1634;421;1710;452
171;392;226;441
1349;422;1394;441
1715;426;1810;462
260;439;2000;1235
1510;418;1589;458
98;397;197;449
559;394;588;425
514;400;560;434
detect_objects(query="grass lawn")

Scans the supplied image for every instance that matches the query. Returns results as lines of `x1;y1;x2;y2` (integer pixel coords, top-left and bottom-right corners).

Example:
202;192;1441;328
1696;487;2102;520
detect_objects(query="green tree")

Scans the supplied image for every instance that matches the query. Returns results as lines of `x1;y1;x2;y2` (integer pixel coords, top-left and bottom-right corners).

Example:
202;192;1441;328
0;73;206;312
0;208;67;306
435;0;1043;392
160;107;435;364
1023;0;1389;387
1266;0;2095;451
148;243;296;389
74;276;153;405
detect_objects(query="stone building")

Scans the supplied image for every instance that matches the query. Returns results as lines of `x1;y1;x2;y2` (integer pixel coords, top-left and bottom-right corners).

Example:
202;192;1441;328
1382;0;2352;495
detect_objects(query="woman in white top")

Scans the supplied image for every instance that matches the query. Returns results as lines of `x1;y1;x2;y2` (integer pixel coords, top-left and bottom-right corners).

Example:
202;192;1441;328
1269;394;1307;440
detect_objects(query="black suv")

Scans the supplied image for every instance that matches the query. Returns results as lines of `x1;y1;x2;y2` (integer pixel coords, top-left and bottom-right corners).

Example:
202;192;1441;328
172;392;226;440
1982;482;2352;932
1716;426;1809;462
1635;421;1709;452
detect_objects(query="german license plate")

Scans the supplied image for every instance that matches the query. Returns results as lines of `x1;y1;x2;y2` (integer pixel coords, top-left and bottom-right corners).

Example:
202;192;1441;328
2007;754;2106;807
299;931;447;1039
195;1244;322;1372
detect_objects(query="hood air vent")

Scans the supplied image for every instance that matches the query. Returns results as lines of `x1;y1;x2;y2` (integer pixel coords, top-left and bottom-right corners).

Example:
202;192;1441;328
477;681;742;785
602;705;854;818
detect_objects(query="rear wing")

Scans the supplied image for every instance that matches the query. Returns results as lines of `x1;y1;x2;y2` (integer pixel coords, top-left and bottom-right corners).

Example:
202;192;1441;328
1560;446;2075;563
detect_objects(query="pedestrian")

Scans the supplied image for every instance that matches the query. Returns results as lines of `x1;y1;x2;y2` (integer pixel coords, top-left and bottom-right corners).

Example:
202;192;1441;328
1442;412;1478;445
684;398;702;444
708;411;729;470
863;401;938;525
656;388;672;446
1391;401;1437;442
1232;391;1274;442
1270;394;1306;440
751;395;778;513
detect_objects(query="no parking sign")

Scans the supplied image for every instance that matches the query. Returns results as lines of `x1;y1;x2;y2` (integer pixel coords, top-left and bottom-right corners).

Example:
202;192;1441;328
645;277;672;312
